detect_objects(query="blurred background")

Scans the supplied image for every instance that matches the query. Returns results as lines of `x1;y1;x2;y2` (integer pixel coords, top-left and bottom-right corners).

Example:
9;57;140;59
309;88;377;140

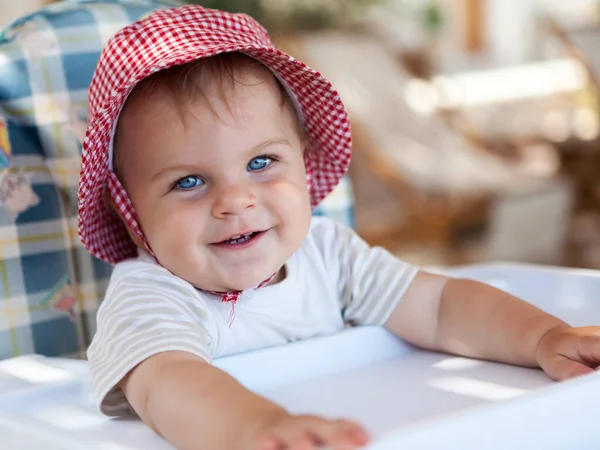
5;0;600;269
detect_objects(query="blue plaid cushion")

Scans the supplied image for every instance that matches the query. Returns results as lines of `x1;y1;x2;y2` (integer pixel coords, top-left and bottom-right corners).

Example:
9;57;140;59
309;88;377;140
0;0;354;360
0;0;181;360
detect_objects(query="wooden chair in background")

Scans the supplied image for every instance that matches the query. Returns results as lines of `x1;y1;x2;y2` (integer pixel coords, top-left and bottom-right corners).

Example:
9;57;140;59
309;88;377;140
276;33;565;264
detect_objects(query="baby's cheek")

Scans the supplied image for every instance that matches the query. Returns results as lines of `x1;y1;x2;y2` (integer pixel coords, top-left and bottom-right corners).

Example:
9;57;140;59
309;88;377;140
270;177;310;201
275;182;312;234
151;227;199;274
143;207;185;248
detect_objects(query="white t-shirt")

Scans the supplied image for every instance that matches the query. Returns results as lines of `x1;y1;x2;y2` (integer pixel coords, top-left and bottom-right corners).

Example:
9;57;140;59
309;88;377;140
88;217;419;416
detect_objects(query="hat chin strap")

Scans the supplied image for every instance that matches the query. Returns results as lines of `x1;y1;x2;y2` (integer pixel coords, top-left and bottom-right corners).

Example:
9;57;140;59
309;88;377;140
144;237;276;327
142;232;277;328
208;272;277;327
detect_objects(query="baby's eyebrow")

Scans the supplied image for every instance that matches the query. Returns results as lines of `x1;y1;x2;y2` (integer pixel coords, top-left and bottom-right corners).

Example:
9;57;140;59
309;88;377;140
151;164;201;183
251;138;292;153
150;138;293;182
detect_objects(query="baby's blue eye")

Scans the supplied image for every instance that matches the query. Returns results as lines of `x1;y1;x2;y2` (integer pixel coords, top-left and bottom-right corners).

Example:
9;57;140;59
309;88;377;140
175;176;203;190
247;156;272;171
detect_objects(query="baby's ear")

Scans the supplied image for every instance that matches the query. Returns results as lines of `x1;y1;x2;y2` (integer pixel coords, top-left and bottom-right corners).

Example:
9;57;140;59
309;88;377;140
123;222;146;250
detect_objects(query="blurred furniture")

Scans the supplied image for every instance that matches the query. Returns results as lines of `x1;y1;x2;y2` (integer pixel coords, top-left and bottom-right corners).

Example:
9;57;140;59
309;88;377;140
0;1;55;28
277;32;572;265
544;18;600;268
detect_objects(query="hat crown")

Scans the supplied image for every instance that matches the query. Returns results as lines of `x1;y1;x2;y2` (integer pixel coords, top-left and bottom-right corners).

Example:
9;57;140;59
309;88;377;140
89;6;272;119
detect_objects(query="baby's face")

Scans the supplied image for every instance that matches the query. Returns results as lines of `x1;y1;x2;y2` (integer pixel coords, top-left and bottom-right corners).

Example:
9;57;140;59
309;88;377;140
116;65;312;292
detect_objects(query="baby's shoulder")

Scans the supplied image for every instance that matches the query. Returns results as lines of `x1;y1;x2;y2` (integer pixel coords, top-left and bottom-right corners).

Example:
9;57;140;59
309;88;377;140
107;251;199;298
291;216;361;272
110;251;171;281
306;215;354;243
98;252;212;324
302;216;360;253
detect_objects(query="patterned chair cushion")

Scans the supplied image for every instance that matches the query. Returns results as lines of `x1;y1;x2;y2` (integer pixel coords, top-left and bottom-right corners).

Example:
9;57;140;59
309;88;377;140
0;0;355;359
0;0;181;359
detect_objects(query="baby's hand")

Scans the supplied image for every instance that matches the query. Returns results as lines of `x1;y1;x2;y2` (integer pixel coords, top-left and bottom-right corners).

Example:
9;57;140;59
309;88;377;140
535;325;600;380
251;413;369;450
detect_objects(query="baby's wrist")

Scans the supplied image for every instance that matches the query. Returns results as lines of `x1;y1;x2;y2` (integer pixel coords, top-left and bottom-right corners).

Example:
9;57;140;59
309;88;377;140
533;322;571;365
242;406;290;446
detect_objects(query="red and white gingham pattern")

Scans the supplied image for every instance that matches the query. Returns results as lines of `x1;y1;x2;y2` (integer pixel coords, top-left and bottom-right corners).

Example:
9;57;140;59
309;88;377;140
212;272;276;326
78;5;352;264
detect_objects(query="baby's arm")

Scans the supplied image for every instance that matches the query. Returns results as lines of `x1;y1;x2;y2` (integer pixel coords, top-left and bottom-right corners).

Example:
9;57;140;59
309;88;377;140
328;218;599;380
121;350;369;450
385;271;568;370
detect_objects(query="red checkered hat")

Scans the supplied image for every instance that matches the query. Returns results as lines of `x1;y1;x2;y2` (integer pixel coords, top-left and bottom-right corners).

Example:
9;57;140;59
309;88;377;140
78;5;352;264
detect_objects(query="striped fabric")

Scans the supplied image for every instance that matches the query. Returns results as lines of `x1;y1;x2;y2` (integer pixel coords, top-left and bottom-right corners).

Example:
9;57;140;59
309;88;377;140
0;0;355;359
89;216;415;417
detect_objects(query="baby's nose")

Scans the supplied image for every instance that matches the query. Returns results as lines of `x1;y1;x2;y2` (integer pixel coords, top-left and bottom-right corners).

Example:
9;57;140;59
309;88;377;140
211;185;256;218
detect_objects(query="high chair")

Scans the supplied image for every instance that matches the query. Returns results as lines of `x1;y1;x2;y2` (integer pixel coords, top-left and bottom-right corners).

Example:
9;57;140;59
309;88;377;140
0;263;600;449
0;0;356;362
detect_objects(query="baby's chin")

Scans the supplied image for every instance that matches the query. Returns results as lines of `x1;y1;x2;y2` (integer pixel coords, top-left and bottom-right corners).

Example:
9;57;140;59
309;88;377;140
159;255;286;293
187;271;280;294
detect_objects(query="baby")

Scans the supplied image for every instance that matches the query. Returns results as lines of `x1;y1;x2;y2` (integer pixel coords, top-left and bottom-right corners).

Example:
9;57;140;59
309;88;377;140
79;6;600;450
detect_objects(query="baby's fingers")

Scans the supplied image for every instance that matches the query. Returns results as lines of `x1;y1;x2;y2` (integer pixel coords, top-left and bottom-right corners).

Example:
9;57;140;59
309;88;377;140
308;418;369;450
543;355;595;381
575;333;600;365
255;416;369;450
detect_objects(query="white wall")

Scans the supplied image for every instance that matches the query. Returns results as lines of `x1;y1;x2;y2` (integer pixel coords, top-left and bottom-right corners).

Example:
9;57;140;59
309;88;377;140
0;0;51;28
485;0;537;66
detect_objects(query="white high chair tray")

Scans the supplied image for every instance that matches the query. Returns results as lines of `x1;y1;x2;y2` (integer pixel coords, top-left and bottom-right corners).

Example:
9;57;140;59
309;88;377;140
1;263;600;450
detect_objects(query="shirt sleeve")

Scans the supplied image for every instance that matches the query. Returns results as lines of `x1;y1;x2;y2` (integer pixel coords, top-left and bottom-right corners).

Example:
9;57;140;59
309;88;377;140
313;218;419;326
87;263;214;417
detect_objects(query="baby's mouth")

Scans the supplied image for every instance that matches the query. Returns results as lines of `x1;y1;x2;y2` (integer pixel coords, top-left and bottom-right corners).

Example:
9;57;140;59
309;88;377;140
212;229;269;247
221;232;257;245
